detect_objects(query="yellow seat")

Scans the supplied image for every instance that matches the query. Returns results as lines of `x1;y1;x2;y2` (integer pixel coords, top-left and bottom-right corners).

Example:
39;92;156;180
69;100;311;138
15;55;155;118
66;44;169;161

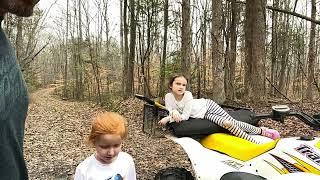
200;133;279;161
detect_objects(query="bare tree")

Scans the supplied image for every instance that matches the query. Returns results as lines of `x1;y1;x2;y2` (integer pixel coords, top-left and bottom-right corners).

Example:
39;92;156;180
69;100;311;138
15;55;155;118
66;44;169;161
63;0;70;98
122;0;129;98
126;0;136;97
225;0;238;101
211;0;225;103
83;1;102;104
159;0;169;98
181;0;192;80
306;0;316;100
270;0;279;96
201;1;208;96
244;0;266;101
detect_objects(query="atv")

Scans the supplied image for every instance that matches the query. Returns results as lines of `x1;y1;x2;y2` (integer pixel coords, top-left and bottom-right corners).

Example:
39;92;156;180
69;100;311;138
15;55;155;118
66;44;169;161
135;94;320;180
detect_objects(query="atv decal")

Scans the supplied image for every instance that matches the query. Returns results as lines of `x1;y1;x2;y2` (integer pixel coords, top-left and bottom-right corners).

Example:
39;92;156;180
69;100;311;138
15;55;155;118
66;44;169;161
269;154;304;173
284;152;320;175
221;160;244;169
263;159;288;174
264;152;320;175
295;144;320;167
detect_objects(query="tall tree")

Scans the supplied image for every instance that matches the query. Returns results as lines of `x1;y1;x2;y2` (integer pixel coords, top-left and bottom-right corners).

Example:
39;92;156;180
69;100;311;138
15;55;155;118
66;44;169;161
138;0;155;97
75;0;84;100
159;0;169;98
122;0;129;98
306;0;316;100
63;0;69;98
126;0;136;97
270;0;279;96
83;1;102;104
181;0;192;80
277;2;290;97
201;1;208;96
244;0;266;101
225;0;238;100
211;0;225;103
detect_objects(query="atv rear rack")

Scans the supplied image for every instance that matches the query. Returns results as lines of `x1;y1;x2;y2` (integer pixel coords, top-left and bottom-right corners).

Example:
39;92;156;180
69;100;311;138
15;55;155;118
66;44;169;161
251;105;320;130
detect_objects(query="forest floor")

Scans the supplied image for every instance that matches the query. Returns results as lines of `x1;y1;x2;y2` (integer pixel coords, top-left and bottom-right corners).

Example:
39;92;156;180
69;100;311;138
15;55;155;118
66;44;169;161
24;86;320;180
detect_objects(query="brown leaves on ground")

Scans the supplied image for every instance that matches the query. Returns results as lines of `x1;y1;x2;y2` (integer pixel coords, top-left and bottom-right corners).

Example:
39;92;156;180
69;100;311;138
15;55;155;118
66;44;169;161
25;88;320;179
25;88;190;180
256;103;320;138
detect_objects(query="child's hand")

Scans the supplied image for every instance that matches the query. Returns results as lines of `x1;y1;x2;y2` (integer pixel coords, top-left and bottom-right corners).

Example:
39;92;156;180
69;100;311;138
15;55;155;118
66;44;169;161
170;110;181;122
173;116;182;122
158;116;171;126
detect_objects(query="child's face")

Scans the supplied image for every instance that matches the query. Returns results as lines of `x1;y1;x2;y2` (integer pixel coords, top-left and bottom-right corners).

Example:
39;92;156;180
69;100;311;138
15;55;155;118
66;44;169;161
170;76;187;96
94;134;122;164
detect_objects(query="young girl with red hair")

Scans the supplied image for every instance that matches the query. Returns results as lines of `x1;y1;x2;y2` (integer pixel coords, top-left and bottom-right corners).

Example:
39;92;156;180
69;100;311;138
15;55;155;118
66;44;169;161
74;112;136;180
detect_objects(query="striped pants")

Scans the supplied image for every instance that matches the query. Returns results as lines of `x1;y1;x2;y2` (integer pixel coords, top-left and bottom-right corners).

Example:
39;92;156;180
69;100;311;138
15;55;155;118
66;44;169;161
204;99;262;143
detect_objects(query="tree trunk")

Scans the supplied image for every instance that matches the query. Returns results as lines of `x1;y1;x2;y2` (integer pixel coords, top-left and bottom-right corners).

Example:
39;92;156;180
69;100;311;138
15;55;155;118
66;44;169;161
270;0;279;97
120;0;124;95
306;0;316;100
63;0;69;98
244;0;266;101
126;0;136;97
278;10;290;96
76;0;84;100
141;2;152;97
226;0;237;100
159;0;169;98
211;0;225;103
181;0;192;80
84;1;102;104
122;0;129;98
201;5;207;96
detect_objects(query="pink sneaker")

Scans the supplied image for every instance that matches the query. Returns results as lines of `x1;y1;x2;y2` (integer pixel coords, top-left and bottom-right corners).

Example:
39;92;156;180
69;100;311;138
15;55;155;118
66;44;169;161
261;127;280;140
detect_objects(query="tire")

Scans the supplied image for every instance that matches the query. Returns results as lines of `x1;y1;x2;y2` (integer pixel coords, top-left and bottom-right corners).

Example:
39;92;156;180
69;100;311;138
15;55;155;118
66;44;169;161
154;167;194;180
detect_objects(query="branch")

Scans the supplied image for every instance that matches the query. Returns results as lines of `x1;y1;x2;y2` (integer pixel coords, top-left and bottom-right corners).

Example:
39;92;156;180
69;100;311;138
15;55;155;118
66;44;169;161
265;77;293;103
266;5;320;25
21;41;50;71
233;1;320;25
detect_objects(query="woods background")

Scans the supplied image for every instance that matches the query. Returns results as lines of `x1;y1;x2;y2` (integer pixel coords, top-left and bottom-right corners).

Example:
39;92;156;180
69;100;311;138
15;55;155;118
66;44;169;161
3;0;320;106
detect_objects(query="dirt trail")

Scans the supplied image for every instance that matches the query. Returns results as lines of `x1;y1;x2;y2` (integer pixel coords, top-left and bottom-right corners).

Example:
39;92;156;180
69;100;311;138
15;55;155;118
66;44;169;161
25;87;97;179
25;87;191;180
25;87;320;179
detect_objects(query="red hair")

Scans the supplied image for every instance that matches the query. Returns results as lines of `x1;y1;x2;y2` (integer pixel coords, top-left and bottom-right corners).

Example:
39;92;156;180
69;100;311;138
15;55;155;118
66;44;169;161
88;112;128;145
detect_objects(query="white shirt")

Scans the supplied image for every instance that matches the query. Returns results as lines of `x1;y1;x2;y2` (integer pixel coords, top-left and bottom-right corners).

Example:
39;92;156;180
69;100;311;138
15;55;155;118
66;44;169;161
165;91;207;120
74;152;136;180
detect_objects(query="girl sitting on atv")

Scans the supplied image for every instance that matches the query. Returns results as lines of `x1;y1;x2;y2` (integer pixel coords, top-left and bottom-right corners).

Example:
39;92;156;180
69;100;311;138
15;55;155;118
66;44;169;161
158;74;280;144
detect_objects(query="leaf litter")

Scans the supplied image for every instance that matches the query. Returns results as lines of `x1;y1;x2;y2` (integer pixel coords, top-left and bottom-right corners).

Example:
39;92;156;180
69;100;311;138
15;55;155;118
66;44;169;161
24;87;320;179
